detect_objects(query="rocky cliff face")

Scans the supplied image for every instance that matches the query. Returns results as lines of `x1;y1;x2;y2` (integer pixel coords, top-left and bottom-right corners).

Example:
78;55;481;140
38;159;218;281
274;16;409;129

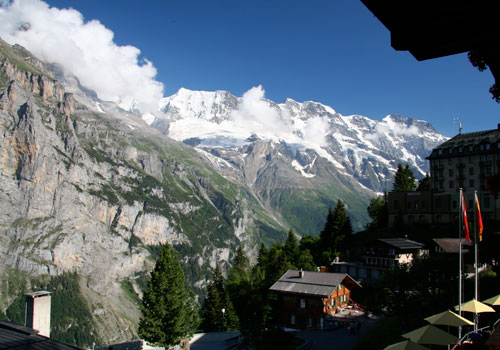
0;38;283;344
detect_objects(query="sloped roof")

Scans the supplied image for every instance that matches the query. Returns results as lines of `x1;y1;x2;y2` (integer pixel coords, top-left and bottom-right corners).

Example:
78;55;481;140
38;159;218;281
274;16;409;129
433;238;471;253
0;321;83;350
269;270;361;298
433;128;500;150
378;238;424;250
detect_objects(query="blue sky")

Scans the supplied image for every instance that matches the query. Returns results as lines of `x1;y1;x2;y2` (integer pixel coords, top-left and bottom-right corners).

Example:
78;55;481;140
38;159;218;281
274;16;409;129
12;0;500;137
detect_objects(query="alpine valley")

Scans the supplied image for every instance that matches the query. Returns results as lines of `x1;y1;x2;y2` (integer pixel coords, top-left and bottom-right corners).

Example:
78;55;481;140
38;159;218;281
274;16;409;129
0;38;447;345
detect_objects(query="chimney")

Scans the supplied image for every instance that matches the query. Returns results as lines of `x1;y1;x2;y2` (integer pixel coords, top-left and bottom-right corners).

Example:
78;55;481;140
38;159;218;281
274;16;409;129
25;291;51;338
299;269;304;278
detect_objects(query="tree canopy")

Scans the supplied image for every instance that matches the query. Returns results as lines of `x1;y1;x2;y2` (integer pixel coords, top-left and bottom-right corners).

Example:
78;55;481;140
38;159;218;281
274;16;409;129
138;244;199;347
201;264;238;332
393;164;417;192
367;195;388;230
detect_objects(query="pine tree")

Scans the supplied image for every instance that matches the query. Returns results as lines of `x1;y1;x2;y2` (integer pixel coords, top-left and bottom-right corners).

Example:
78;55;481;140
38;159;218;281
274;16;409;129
201;265;238;332
284;228;300;264
416;173;431;191
296;249;316;271
367;195;388;230
138;244;199;347
393;164;417;192
319;207;335;252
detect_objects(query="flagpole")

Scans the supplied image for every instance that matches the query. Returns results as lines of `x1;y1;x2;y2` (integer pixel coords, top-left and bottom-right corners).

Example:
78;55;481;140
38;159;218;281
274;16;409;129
474;190;478;332
458;188;463;339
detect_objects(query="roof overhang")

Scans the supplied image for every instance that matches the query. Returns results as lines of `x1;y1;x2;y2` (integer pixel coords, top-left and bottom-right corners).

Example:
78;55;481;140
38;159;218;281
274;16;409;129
360;1;500;61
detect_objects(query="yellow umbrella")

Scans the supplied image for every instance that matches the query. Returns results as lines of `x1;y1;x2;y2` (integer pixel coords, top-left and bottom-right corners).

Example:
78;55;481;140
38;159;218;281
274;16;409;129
483;294;500;306
384;340;429;350
401;325;458;345
455;299;496;313
425;310;474;327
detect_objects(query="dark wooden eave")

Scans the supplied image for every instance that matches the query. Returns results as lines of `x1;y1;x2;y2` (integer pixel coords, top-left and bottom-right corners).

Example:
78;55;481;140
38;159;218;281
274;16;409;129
361;1;500;60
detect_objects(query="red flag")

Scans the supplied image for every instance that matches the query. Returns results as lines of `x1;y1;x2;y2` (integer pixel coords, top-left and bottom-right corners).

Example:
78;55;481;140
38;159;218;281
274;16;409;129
462;192;471;243
475;192;484;242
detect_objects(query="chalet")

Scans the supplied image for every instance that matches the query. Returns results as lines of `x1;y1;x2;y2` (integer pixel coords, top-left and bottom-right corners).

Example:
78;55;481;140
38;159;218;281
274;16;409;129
269;269;361;330
331;238;426;281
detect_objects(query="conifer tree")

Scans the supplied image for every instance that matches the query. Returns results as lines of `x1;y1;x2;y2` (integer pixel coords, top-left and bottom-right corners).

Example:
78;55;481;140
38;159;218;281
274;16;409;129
201;265;238;332
367;195;388;230
296;249;317;271
416;173;431;191
319;207;335;252
284;228;300;264
393;164;417;192
138;244;199;347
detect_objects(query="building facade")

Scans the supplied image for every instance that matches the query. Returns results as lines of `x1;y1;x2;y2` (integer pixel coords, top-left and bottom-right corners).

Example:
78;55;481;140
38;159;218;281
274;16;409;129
331;238;426;281
269;270;361;330
388;125;500;226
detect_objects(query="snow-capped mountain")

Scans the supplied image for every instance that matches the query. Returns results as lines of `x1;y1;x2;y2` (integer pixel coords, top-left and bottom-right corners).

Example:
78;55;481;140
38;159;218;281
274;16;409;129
147;86;448;233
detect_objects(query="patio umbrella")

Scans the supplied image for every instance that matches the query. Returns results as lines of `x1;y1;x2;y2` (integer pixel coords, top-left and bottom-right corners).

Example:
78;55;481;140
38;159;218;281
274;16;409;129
482;294;500;306
424;310;474;327
384;340;429;350
401;325;458;346
455;299;496;313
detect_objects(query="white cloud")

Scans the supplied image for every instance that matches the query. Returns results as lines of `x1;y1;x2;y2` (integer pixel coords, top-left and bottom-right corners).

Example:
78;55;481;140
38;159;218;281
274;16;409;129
303;116;329;146
230;85;330;148
374;123;420;137
0;0;164;113
232;85;292;139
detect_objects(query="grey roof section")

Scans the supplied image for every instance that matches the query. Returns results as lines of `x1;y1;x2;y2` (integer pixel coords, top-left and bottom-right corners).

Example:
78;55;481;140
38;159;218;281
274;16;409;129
434;128;500;149
378;238;425;250
433;238;472;253
0;321;84;350
269;270;360;298
427;126;500;159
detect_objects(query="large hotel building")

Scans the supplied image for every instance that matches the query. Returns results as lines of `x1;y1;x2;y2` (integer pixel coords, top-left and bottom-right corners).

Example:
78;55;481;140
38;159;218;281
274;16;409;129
388;124;500;226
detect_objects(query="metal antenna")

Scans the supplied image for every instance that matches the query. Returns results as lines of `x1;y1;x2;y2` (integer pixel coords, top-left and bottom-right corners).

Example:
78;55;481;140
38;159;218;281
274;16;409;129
453;117;463;134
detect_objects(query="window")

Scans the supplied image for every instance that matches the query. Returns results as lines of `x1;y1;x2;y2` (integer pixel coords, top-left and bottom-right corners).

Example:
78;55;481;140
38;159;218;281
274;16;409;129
300;298;306;309
484;195;491;209
459;147;463;152
439;149;443;155
480;144;485;151
291;315;296;325
408;215;414;223
307;317;313;328
469;146;473;152
394;200;400;209
388;249;395;256
486;144;491;150
449;169;454;176
469;168;474;175
469;156;473;163
436;199;442;209
449;158;453;165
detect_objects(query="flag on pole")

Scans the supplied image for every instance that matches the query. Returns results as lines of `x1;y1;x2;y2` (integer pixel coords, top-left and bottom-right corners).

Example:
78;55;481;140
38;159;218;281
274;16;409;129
475;192;484;242
462;192;471;243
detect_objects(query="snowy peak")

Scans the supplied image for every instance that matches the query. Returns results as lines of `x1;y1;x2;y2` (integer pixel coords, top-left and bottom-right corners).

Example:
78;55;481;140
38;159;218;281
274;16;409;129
159;87;239;123
150;87;448;196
